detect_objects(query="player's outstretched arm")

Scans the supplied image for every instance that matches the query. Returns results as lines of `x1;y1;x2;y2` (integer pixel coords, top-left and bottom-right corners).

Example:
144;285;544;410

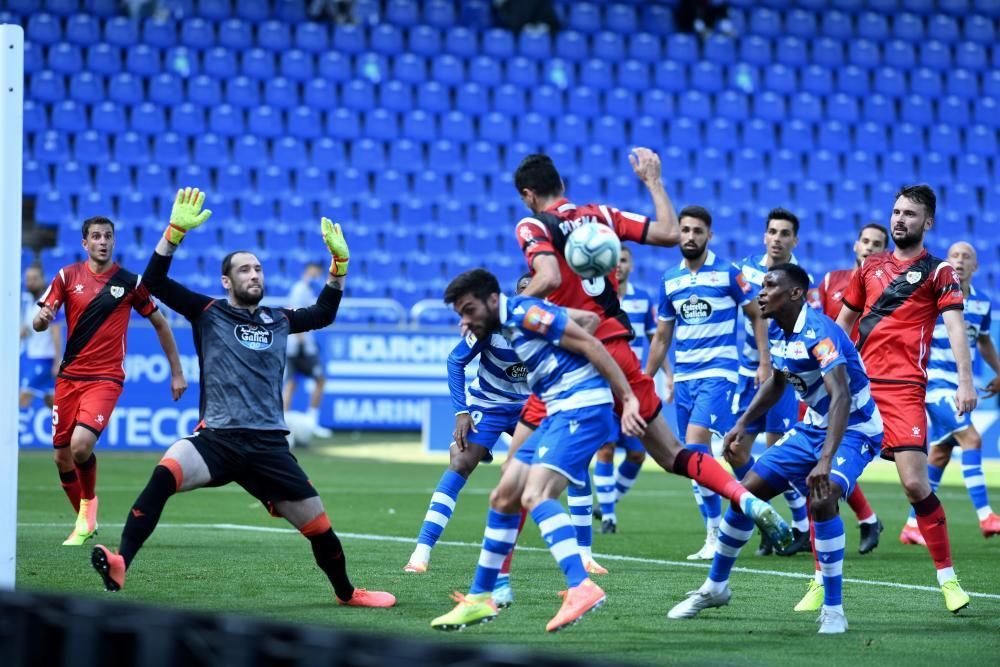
629;147;680;247
520;253;561;298
149;310;187;401
566;308;600;334
744;301;773;387
285;218;349;333
446;337;484;451
976;332;1000;397
835;303;860;335
942;308;978;415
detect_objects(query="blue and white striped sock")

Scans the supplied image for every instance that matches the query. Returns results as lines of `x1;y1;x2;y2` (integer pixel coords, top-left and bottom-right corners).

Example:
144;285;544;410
703;507;754;593
413;469;466;562
961;449;993;520
908;463;944;525
689;444;721;529
469;508;521;594
732;455;756;481
614;458;643;501
692;481;708;526
814;515;846;612
567;478;594;561
532;499;588;589
784;488;809;532
594;460;617;523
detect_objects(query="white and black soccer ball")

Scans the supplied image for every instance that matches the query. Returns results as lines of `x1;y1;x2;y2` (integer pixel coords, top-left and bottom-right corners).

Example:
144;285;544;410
563;223;622;279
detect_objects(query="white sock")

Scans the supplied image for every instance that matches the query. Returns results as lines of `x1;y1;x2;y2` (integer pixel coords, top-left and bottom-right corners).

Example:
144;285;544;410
814;570;824;585
905;516;919;528
936;566;957;586
411;543;431;563
307;406;319;422
580;544;593;561
858;514;879;525
822;604;845;616
977;506;993;521
701;578;728;595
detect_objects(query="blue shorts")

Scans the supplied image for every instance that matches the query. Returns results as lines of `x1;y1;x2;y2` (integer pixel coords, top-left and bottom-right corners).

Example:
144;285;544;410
926;395;973;447
754;424;882;499
465;403;523;463
676;376;737;442
515;404;616;487
20;354;55;396
607;419;645;453
734;374;799;435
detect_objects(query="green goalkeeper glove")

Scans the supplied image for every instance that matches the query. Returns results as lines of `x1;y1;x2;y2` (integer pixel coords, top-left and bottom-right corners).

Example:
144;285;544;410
321;217;350;277
164;187;212;245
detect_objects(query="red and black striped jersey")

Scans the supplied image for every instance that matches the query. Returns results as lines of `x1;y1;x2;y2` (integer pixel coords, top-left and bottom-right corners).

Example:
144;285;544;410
842;250;963;386
515;198;649;342
39;262;157;384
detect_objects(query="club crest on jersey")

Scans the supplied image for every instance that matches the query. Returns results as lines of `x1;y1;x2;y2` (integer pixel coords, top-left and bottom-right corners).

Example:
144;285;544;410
523;305;555;334
680;295;712;323
812;338;839;367
234;323;273;350
260;311;273;324
109;285;124;299
906;270;922;284
506;363;528;381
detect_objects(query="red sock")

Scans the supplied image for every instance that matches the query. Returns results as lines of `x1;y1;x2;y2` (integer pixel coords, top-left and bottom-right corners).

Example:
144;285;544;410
913;493;952;570
847;484;874;522
674;449;747;504
499;509;528;575
76;454;97;500
59;469;81;513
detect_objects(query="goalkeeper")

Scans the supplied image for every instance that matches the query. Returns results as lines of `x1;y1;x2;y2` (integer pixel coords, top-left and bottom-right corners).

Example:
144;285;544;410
91;187;395;608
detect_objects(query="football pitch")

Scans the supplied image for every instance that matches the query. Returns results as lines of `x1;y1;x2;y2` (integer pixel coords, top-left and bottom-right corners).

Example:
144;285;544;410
16;436;1000;666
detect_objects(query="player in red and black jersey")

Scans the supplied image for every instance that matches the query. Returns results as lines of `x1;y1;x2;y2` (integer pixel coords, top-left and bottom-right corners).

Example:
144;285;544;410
836;185;975;613
33;216;186;546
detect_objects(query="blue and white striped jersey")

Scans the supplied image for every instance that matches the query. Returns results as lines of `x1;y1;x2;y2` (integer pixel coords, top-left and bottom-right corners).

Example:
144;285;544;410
738;253;821;377
926;283;993;402
501;294;612;414
447;329;530;414
657;251;750;383
621;282;656;363
768;305;882;438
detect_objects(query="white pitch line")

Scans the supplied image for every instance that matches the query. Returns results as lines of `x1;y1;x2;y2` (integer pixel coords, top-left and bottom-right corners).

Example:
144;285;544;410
20;522;1000;602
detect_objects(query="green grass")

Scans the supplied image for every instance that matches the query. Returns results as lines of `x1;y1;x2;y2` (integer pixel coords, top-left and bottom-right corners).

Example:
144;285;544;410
16;437;1000;666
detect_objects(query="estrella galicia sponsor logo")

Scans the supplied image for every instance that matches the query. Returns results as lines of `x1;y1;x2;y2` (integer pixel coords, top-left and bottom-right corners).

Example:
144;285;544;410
234;324;273;350
782;369;808;395
506;363;528;381
680;295;712;323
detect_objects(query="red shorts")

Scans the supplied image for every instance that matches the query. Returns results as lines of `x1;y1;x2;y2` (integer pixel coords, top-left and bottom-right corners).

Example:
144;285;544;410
518;337;663;429
869;380;927;460
52;377;123;448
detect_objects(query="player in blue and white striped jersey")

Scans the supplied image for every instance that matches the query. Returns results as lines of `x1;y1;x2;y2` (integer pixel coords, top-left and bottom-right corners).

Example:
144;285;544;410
405;274;534;574
668;263;883;635
902;242;1000;543
731;208;823;555
645;206;770;559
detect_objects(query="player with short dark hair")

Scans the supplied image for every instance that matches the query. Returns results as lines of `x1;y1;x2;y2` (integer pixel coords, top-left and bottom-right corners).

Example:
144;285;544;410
836;183;975;613
34;215;186;546
91;188;394;609
284;261;331;440
669;263;884;634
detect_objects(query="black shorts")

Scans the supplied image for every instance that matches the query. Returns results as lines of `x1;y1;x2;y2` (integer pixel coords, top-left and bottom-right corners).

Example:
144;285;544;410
185;428;317;506
286;351;323;381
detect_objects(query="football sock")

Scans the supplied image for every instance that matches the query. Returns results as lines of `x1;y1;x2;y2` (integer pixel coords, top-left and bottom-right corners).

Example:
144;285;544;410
912;493;953;571
692;481;709;527
784;488;809;532
413;469;466;560
960;449;993;520
567;477;593;559
594;459;617;523
531;499;588;589
59;469;81;514
732;455;756;481
907;463;944;522
469;509;520;595
76;453;97;500
672;448;748;507
118;464;177;568
688;444;721;530
847;484;877;524
498;509;527;576
814;515;845;607
614;458;643;501
302;515;354;601
702;506;754;594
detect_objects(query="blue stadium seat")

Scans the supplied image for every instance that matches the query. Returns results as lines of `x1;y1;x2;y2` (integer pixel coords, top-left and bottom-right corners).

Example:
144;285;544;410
482;28;515;60
46;0;78;17
217;164;251;197
894;12;926;41
858;11;890;41
810;37;844;70
741;118;775;151
225;75;260;108
516;112;552;144
73;130;109;166
956;153;989;188
417;81;451;114
844;150;878;184
104;16;138;47
855;121;888;152
294;166;328;200
568;2;601;33
287;106;322;142
112;131;149;167
351;137;387;173
65;13;100;45
248;105;284;139
978;95;1000;128
802;64;835;96
27;13;61;45
790;92;823;122
258;20;291;52
666;33;699;65
146;71;181;107
408;25;441;57
76;190;109;221
51;99;85;132
371;23;404;56
966;123;998;156
826;92;859;123
379;80;412;114
393;53;426;85
771;148;804;180
233;135;267;170
639;88;673;120
508;56;539;88
900;93;934;125
938;95;970;125
863;93;896;124
910;67;943;97
54;160;88;196
331;23;365;56
243;48;275;80
69;71;104;104
889;122;926;154
179;17;214;51
36;190;73;227
169;102;205;136
805;150;840;184
29;70;65;104
444;26;478;58
555;30;587;62
594;115;626;147
749;7;783;38
25;41;44;76
580;59;612;90
420;0;454;28
189;74;222;106
702;117;736;151
884;40;916;69
785;8;818;39
654;60;687;93
108;71;142;105
927;14;959;42
601;87;634;120
398;108;433;142
873;67;907;98
413;170;446;203
94;161;128;194
763;63;797;95
739;35;772;67
24;98;46;135
91;100;126;134
465;140;498;175
264;77;297;110
945;68;979;100
454;81;488;116
775;36;808;67
135;162;168;198
341;79;375;111
317;51;350;83
592;31;625;63
85;43;121;76
781;118;814;152
752;90;786;123
441;110;474;142
386;0;419;26
520;28;552;61
203;47;237;78
208;103;244;137
817;120;850;151
964;15;996;44
920;150;952;185
310;137;346;172
278;194;314;227
919;40;952;70
198;0;231;20
928;123;961;154
257;165;291;197
279;50;314;82
47;43;82;77
642;3;674;36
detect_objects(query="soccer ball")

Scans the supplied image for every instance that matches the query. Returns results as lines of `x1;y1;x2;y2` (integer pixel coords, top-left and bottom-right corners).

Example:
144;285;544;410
284;411;313;449
564;224;622;279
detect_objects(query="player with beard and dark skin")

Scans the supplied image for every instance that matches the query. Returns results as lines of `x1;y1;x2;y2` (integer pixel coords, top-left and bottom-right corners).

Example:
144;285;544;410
836;184;976;613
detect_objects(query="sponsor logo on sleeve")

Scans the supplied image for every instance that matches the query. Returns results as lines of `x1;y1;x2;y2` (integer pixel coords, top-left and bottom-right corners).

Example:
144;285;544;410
523;305;555;335
812;338;839;368
735;272;751;294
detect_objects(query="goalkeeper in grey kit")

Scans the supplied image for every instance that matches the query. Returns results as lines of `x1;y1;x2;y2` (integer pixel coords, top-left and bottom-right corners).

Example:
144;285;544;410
91;187;396;608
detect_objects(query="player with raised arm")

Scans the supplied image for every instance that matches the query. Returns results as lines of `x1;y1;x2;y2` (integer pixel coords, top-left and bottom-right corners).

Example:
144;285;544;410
34;216;186;546
430;269;646;633
817;224;890;554
91;188;394;609
730;208;820;556
900;241;1000;544
645;206;770;560
403;274;533;575
836;184;974;613
668;264;883;634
